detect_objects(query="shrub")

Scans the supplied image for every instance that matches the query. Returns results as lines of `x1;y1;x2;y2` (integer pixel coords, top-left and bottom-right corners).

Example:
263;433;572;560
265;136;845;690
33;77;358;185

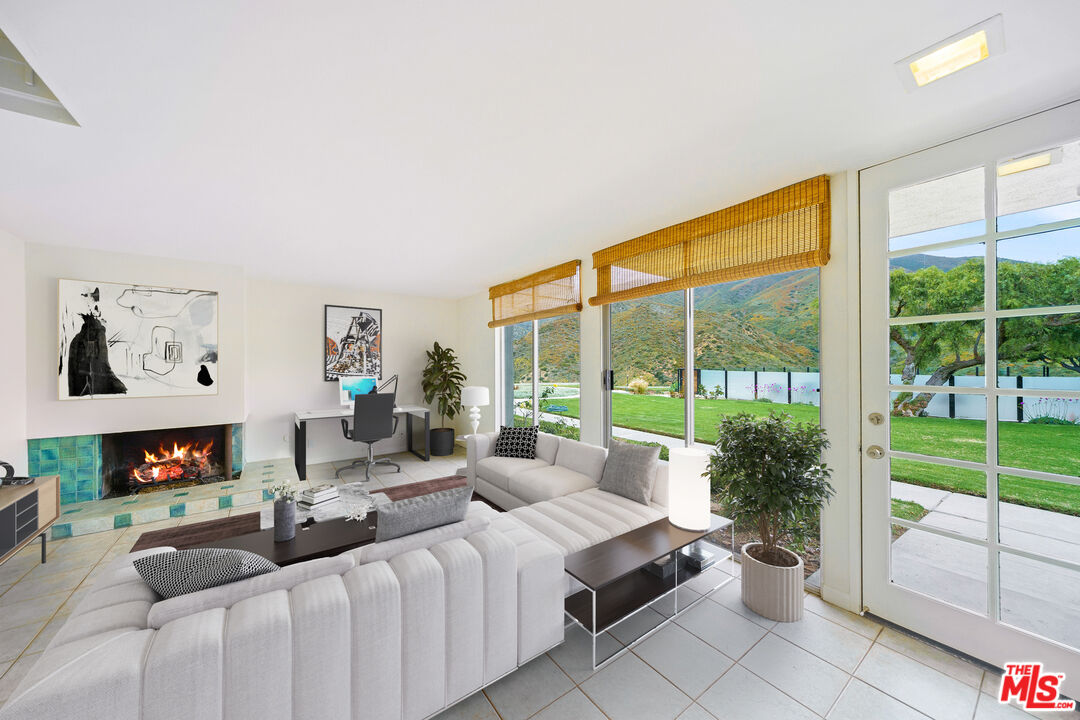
1030;416;1077;425
628;378;650;395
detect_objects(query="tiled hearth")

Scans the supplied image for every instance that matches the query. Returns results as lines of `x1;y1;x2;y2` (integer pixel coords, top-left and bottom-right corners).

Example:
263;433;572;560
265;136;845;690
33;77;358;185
25;424;260;539
48;457;297;538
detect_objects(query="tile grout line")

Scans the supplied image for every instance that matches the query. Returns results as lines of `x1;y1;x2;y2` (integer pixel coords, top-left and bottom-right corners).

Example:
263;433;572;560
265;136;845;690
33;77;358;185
0;525;129;680
821;625;883;718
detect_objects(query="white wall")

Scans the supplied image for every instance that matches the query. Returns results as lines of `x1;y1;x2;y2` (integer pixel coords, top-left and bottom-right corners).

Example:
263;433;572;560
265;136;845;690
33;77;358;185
454;291;496;436
818;171;863;613
244;277;459;464
0;229;27;473
24;243;246;439
578;260;603;446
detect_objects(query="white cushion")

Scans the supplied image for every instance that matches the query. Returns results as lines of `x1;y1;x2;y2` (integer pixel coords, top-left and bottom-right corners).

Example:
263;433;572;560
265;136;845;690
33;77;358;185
49;601;152;649
508;465;596;505
503;488;666;557
147;555;354;628
554;438;607;483
349;515;490;564
475;456;549;492
535;433;559;464
429;539;484;704
1;630;154;720
652;462;670;509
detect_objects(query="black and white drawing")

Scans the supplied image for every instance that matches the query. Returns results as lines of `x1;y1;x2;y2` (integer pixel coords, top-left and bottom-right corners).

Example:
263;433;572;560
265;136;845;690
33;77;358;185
325;305;382;381
58;279;219;399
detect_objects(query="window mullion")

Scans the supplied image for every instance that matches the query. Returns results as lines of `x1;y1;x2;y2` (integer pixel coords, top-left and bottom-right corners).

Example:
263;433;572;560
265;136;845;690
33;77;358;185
532;320;540;427
685;289;694;447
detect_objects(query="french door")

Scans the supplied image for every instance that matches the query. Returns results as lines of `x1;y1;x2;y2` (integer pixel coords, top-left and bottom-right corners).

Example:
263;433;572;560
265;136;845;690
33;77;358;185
861;100;1080;695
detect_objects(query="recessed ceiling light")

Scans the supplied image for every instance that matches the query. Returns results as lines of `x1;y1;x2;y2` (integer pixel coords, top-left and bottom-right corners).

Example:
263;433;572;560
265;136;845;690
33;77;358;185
997;148;1062;177
896;15;1004;92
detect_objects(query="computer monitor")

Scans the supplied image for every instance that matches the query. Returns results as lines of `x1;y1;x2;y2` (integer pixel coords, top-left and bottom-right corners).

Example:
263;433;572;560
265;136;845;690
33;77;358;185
338;375;378;407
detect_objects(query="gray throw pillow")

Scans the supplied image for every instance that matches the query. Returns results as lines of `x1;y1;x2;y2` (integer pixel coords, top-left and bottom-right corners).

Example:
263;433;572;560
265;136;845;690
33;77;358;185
375;485;474;542
133;548;279;599
598;440;661;505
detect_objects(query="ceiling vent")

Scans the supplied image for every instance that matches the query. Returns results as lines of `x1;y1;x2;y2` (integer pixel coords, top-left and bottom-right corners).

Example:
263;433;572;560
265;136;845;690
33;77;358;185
0;29;76;125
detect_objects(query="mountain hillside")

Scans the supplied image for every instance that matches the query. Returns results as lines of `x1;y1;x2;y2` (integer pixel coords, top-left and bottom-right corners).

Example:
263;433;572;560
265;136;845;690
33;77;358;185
512;271;822;385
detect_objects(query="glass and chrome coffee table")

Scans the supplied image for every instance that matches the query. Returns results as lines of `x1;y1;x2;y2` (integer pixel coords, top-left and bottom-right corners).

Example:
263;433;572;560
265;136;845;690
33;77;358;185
563;514;735;670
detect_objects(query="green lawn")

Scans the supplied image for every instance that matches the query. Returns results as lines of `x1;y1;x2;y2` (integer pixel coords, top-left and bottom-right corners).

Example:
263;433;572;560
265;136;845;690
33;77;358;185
554;395;820;444
549;394;1080;516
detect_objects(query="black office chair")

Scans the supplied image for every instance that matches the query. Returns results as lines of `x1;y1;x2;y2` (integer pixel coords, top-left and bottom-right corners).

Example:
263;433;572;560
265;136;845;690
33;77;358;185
338;392;401;481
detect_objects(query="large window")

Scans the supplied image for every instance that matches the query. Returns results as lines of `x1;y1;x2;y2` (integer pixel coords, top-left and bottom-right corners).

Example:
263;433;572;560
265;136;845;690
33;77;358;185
693;272;822;581
501;316;581;438
609;291;686;455
692;271;821;443
597;276;823;580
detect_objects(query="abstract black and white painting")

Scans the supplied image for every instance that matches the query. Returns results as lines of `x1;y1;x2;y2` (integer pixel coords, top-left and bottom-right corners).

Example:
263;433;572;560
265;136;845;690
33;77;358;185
58;279;219;399
325;305;382;381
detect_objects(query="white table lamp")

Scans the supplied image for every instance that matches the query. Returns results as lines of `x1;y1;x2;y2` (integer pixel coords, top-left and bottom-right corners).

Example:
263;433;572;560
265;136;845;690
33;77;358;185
461;386;490;435
668;446;711;532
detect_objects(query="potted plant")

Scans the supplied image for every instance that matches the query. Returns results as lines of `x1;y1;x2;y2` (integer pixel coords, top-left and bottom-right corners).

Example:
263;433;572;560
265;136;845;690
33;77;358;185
707;411;833;621
421;341;465;456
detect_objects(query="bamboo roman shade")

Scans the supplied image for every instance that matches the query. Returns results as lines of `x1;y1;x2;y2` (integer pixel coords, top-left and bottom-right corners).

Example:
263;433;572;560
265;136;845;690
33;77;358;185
589;175;830;306
488;260;582;328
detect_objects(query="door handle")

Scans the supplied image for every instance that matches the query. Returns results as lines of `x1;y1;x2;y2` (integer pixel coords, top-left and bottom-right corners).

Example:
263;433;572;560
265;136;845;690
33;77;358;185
866;445;885;460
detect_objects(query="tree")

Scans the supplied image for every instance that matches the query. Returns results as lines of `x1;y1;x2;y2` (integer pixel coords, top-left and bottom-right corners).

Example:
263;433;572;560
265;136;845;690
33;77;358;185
890;256;1080;415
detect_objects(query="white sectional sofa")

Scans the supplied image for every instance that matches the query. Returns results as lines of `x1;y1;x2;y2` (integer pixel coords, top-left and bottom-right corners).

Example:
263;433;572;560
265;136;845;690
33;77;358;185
2;433;671;720
465;431;668;512
0;503;565;720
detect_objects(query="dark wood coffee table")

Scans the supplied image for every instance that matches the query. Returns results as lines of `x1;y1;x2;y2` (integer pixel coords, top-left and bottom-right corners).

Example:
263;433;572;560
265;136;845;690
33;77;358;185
564;514;734;669
130;475;469;556
188;513;379;567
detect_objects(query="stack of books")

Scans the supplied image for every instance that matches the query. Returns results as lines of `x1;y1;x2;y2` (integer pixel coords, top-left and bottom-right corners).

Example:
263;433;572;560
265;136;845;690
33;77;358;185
298;484;339;509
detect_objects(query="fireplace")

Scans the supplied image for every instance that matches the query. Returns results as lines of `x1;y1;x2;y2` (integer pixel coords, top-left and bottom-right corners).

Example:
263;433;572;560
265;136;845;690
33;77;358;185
101;424;235;498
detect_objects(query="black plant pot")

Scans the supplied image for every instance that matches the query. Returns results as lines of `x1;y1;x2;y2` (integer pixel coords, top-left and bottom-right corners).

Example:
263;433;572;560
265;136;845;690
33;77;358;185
430;428;456;456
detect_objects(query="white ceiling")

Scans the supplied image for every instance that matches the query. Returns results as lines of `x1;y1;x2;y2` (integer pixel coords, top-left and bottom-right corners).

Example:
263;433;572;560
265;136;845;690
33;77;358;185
1;1;1079;298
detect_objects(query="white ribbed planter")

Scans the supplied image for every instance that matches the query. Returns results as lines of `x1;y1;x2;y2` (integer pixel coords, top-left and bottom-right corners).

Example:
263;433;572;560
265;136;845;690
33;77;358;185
740;542;804;622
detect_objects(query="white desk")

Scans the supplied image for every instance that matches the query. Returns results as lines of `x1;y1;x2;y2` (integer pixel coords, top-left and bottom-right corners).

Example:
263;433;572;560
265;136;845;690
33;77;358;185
293;404;431;480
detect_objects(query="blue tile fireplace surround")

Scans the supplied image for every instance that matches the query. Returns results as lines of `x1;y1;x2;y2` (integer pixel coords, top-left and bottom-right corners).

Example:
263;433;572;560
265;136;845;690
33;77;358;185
28;423;245;506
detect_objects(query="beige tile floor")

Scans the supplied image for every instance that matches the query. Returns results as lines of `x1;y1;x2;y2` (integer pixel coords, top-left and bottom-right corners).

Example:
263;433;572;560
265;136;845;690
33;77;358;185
432;572;1080;720
1;446;1075;719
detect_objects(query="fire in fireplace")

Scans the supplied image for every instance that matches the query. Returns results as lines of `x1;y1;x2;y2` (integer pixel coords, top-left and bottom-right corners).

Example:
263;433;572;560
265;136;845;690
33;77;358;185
132;440;215;486
101;424;234;498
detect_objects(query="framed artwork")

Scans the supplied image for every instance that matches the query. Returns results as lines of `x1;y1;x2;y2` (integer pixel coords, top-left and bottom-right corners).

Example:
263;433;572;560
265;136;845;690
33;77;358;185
58;279;219;399
325;305;382;381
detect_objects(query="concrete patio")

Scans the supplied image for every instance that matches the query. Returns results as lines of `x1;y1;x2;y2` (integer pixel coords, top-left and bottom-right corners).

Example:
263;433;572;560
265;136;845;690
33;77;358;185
891;482;1080;649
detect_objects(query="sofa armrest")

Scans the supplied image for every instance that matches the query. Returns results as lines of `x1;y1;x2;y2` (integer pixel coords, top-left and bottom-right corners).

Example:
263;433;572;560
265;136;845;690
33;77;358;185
465;432;498;487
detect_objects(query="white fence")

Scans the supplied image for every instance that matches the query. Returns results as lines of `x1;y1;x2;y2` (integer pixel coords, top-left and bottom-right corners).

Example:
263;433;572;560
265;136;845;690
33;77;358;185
700;369;820;406
696;368;1080;422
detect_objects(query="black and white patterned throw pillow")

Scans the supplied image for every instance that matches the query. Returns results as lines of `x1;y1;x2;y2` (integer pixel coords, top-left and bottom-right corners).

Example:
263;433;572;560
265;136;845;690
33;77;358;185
493;425;539;459
133;548;280;599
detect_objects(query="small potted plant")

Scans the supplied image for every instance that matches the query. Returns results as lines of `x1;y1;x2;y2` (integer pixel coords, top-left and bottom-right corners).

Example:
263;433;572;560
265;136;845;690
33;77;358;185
421;341;465;456
707;411;833;621
269;481;299;542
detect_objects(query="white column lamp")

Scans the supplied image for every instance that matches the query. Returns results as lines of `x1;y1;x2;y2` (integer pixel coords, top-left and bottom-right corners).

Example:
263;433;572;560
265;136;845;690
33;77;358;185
668;445;716;571
461;386;490;435
667;446;711;531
